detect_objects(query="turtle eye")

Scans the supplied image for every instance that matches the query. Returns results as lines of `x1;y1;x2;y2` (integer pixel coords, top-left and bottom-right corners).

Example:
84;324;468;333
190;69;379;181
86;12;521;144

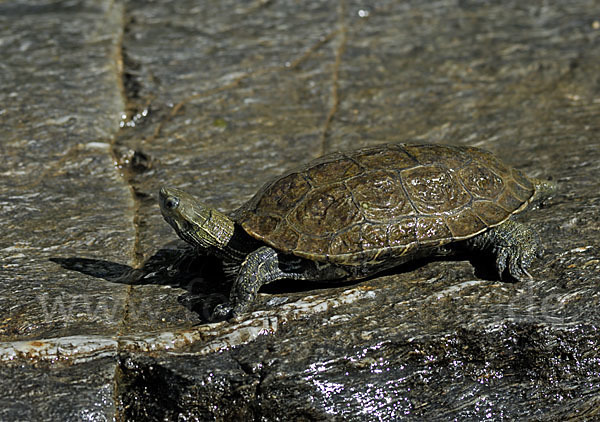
165;197;179;210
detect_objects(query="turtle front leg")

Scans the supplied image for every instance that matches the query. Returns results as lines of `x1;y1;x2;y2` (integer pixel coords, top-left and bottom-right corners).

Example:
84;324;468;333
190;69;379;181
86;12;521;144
212;246;308;320
465;219;542;282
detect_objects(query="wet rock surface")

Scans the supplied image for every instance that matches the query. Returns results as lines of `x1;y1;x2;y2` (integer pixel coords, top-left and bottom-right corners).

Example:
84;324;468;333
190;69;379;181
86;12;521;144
1;0;599;420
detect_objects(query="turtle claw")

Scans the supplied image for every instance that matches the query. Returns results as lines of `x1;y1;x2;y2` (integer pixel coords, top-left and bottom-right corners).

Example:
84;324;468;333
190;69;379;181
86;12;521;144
509;247;537;282
495;249;509;280
491;243;535;282
468;220;542;282
506;253;528;282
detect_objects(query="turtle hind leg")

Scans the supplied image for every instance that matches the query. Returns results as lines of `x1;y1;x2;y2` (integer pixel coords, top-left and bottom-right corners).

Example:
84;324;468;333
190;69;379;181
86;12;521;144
211;246;310;320
464;219;542;282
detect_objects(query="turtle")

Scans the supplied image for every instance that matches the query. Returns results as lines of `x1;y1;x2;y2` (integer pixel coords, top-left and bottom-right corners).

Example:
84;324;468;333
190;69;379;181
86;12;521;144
159;143;555;320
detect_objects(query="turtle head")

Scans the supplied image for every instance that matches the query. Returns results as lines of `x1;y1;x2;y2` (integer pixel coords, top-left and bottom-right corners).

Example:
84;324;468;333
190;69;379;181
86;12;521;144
159;187;235;252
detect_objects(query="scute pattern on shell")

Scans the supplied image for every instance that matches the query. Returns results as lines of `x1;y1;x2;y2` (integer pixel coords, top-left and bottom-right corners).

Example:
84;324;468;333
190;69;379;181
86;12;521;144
234;143;535;265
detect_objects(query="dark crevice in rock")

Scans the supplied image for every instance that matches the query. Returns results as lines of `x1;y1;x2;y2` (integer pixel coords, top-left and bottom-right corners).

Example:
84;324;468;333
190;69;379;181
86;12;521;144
115;355;190;422
110;8;153;421
112;9;155;270
230;353;264;420
121;47;142;114
115;354;260;421
319;0;347;156
119;14;157;125
108;146;147;269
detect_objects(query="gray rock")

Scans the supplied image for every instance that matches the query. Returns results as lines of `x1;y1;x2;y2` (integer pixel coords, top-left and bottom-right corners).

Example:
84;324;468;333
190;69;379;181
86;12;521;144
1;0;599;420
0;357;116;421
